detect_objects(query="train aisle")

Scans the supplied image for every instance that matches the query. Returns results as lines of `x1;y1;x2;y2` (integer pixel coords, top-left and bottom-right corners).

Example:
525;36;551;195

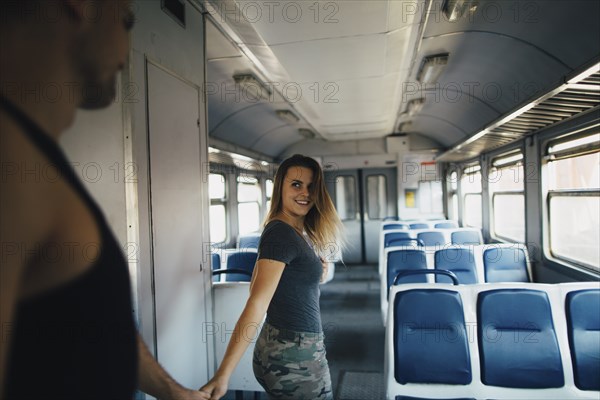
321;264;386;400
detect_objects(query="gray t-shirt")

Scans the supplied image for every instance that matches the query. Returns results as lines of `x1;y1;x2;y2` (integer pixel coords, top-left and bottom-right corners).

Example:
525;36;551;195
258;220;323;333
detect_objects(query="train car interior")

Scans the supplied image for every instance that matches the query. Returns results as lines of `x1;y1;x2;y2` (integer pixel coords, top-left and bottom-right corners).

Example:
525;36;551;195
39;0;599;398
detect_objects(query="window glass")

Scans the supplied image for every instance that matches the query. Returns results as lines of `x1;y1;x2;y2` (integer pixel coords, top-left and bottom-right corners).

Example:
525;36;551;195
237;176;261;234
238;202;260;235
265;179;274;214
450;193;459;220
493;194;525;242
237;177;260;202
209;173;226;199
209;204;226;243
209;173;227;243
366;175;387;219
461;170;482;193
547;152;599;190
545;132;599;270
489;154;524;242
461;168;482;228
549;196;599;269
266;179;274;199
335;176;357;220
464;194;482;228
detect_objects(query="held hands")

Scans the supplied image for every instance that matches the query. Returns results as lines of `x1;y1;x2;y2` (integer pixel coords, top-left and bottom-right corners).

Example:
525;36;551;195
199;375;229;400
177;388;212;400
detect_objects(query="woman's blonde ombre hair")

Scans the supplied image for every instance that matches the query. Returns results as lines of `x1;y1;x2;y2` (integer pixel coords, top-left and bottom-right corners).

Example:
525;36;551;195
265;154;344;254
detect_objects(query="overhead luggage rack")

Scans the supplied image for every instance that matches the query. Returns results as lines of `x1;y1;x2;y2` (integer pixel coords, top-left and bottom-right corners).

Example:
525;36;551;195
437;63;600;162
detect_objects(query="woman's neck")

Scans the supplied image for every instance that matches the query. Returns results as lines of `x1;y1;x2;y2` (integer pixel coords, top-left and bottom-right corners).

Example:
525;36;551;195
276;211;305;233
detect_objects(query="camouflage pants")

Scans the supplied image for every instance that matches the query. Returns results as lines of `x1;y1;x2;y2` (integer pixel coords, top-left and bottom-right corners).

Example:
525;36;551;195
252;322;333;399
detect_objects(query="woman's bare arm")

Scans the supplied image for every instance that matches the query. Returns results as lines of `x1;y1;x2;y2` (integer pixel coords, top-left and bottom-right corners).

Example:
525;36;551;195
199;258;285;399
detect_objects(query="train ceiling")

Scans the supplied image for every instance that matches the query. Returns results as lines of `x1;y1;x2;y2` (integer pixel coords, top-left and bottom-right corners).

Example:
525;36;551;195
202;0;600;160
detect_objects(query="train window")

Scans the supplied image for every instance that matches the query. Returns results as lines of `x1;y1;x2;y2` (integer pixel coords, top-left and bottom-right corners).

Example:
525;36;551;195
209;173;227;243
418;181;443;214
447;170;459;220
335;176;357;220
545;132;599;271
366;175;387;219
490;151;525;242
265;178;273;213
237;176;261;235
461;164;482;228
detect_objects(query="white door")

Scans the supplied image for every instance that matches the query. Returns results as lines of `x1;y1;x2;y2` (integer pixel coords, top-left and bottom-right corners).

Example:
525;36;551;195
147;62;208;387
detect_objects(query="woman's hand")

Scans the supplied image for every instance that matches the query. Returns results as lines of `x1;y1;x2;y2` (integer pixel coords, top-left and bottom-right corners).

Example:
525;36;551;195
199;375;229;400
176;388;212;400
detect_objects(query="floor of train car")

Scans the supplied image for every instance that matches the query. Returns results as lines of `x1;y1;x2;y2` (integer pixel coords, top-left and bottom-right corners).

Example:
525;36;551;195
223;264;385;400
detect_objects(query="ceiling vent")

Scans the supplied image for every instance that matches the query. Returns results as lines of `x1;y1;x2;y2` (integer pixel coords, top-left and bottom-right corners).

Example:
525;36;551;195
437;63;600;162
233;73;272;101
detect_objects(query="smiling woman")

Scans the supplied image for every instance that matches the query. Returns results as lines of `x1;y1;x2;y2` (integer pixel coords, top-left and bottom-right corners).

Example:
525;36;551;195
201;154;344;399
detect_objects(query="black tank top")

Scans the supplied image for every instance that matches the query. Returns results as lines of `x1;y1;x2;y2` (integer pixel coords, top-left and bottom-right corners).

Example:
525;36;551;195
2;97;138;399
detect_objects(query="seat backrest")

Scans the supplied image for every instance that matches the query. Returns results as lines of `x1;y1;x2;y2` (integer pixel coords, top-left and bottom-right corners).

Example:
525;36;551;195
383;223;409;230
409;223;428;229
238;233;261;249
211;253;221;282
384;231;413;247
387;249;428;290
478;289;564;388
566;289;600;391
434;247;478;284
393;289;471;385
417;231;446;247
435;221;458;229
451;230;482;245
225;251;258;282
388;238;423;248
483;246;529;282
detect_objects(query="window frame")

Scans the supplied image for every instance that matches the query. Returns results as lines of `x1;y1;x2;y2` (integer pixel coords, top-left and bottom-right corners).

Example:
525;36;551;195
489;151;525;243
236;173;262;236
542;128;600;273
460;163;482;228
209;172;228;244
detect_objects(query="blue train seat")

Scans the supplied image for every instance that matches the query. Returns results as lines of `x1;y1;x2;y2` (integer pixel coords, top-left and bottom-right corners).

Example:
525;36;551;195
383;223;410;230
409;223;428;229
384;231;413;247
434;248;478;284
434;221;458;229
393;289;471;385
387;249;428;290
566;289;600;391
225;251;258;282
211;253;221;282
238;233;261;249
451;230;482;245
388;238;423;247
483;246;529;282
478;289;564;388
417;231;446;247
